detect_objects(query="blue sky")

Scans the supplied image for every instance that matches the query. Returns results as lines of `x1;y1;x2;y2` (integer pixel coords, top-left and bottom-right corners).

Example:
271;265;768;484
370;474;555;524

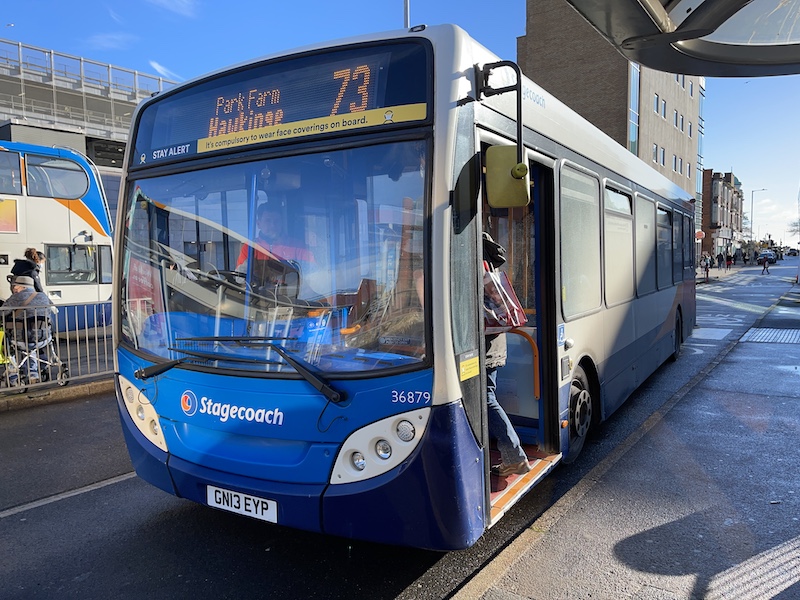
3;1;799;246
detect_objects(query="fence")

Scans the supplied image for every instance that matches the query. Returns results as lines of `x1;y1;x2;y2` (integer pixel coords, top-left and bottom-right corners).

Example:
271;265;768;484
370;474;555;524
0;301;113;394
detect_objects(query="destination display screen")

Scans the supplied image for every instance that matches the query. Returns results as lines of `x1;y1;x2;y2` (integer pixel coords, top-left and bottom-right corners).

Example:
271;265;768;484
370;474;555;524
131;42;430;167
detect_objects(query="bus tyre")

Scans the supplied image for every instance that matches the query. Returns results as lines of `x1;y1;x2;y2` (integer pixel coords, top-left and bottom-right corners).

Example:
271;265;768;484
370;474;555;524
669;315;682;362
564;365;593;464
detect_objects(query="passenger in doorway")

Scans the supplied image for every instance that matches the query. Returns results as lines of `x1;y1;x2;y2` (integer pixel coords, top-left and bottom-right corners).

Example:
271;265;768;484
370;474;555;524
483;232;531;478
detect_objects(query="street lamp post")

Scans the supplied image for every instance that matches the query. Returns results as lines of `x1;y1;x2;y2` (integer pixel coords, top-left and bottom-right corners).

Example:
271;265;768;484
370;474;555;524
751;188;767;242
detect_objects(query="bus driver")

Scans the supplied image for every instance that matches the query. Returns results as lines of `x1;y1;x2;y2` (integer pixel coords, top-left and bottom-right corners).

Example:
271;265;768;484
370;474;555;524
235;204;315;289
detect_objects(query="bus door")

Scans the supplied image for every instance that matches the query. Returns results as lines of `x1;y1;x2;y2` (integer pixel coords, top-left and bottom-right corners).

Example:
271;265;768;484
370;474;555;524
482;144;560;520
485;152;556;447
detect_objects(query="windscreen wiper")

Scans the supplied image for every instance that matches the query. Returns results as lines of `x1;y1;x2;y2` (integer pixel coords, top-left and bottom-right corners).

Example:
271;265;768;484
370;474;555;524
132;343;273;380
134;356;203;380
174;336;346;403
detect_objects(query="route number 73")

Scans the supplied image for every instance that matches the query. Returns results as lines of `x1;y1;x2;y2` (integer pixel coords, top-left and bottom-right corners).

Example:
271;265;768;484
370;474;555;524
330;66;371;116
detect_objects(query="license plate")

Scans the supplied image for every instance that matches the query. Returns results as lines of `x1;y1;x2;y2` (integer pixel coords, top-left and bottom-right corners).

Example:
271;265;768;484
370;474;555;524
206;485;278;523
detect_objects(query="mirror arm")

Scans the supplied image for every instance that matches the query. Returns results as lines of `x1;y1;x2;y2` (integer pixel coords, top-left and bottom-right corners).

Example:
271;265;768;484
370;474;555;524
480;60;524;168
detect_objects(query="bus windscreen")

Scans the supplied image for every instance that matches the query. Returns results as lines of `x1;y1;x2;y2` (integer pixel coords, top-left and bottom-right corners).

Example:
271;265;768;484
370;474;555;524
132;42;430;167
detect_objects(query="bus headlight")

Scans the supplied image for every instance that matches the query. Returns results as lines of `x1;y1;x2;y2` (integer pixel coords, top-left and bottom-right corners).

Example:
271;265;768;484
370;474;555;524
330;407;430;484
351;452;366;471
375;439;392;460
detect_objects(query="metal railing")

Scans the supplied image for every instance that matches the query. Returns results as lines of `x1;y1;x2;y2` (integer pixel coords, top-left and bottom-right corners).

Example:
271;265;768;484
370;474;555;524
0;301;113;394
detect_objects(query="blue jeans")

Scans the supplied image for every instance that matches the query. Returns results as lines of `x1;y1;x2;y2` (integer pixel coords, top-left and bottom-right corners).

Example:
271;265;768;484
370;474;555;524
487;367;527;465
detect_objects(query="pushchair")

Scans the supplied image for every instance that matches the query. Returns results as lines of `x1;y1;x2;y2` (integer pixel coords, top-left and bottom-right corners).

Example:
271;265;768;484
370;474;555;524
1;308;68;390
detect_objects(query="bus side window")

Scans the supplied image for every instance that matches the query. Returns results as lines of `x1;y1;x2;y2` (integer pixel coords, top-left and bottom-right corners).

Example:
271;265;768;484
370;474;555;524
26;166;52;197
0;151;22;194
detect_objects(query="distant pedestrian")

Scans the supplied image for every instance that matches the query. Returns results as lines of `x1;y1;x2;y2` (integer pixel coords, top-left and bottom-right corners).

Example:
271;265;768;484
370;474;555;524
725;254;732;271
700;256;710;282
716;252;724;271
761;257;770;274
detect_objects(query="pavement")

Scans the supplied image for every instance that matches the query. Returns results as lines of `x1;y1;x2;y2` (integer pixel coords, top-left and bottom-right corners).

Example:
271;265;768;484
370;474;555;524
456;260;800;599
0;377;113;412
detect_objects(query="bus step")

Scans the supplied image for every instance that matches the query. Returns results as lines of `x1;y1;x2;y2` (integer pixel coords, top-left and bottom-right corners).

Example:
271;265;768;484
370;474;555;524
489;445;560;524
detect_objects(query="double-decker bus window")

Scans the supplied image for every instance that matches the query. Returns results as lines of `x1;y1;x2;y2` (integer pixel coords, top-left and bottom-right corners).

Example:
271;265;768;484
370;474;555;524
99;245;113;284
26;155;89;199
45;244;98;283
0;150;22;194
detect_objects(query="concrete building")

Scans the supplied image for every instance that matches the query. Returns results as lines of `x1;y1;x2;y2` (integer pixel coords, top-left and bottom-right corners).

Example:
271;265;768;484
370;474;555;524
516;0;704;245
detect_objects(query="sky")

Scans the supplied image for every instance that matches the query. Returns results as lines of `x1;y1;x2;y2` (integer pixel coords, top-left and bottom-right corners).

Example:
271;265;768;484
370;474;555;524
3;1;799;246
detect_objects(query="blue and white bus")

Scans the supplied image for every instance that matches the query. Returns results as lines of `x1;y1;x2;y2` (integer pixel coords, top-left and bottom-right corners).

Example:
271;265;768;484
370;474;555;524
113;24;695;550
0;141;114;331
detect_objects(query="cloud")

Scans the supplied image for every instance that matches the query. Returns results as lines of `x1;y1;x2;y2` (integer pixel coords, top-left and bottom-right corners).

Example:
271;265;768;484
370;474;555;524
146;0;197;17
149;61;183;82
86;33;137;50
107;7;124;24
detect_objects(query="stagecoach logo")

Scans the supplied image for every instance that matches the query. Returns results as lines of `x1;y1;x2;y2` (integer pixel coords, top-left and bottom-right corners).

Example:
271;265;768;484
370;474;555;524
181;390;198;416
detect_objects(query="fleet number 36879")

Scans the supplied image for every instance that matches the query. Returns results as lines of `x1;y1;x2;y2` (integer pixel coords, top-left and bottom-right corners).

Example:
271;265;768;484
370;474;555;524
391;390;431;404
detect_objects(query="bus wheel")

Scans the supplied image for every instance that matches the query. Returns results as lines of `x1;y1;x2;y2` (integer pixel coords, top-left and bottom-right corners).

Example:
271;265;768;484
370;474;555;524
669;315;683;362
564;365;593;464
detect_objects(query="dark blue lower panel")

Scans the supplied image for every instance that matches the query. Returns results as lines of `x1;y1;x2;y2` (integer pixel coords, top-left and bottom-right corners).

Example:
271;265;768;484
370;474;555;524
322;402;485;551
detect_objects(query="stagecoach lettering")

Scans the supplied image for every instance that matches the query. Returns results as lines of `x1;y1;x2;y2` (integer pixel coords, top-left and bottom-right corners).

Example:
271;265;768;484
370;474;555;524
198;397;285;425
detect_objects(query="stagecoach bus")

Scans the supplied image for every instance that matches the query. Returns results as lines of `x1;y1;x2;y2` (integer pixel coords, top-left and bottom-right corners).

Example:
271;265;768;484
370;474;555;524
113;24;695;550
0;141;113;329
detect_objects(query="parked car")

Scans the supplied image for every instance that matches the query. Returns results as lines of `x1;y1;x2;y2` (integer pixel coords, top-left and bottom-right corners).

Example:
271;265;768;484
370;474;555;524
788;249;798;256
757;251;777;265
